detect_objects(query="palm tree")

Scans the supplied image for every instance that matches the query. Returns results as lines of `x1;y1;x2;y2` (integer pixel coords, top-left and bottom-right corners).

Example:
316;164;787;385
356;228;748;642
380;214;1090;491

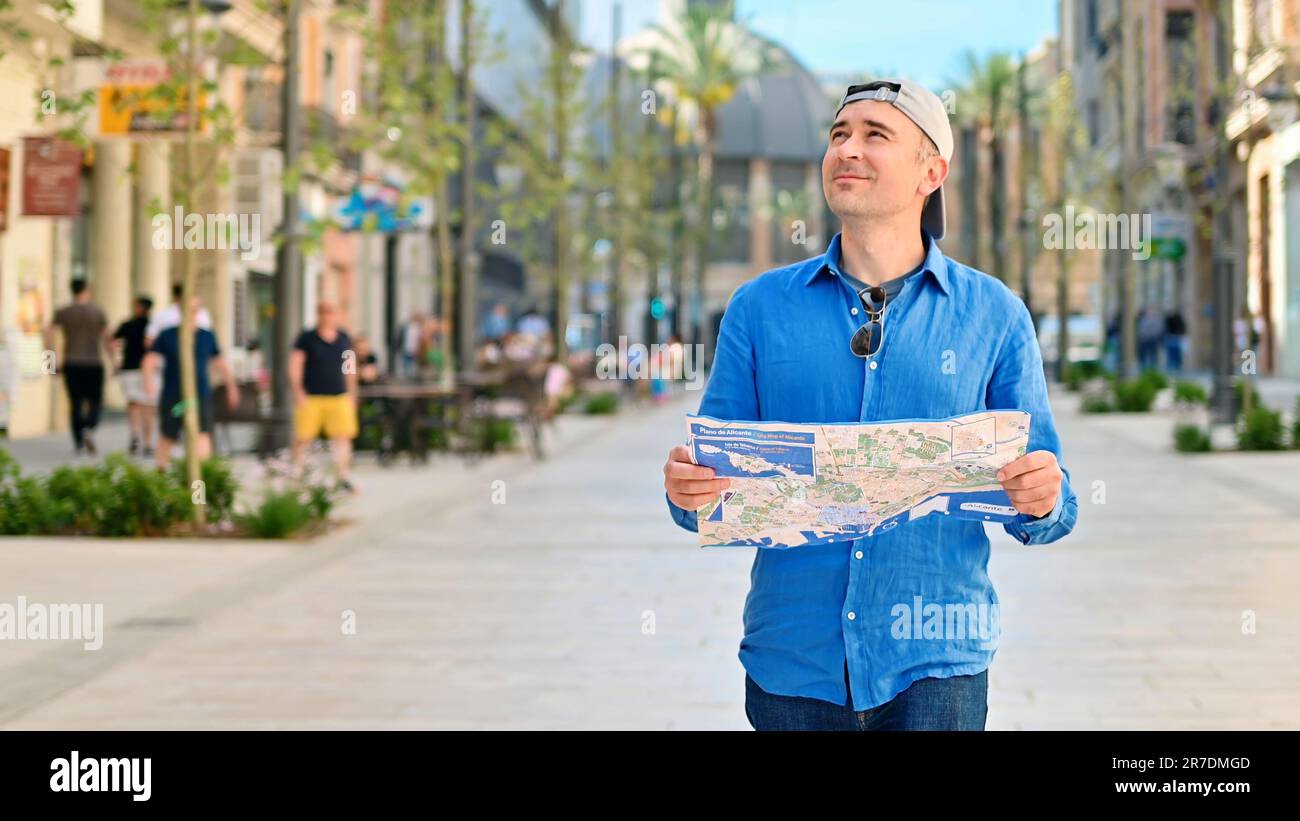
952;50;1017;280
645;1;776;342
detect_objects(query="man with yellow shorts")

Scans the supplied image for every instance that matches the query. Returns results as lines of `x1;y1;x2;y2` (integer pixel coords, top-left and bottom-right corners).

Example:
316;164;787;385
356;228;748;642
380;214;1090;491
289;299;359;491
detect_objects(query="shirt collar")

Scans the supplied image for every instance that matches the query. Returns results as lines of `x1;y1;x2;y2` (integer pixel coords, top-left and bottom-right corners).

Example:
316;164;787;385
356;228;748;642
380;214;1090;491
806;230;950;296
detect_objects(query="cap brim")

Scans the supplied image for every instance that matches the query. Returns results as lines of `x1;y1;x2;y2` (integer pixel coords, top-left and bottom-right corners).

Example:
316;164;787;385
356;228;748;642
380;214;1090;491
923;185;946;240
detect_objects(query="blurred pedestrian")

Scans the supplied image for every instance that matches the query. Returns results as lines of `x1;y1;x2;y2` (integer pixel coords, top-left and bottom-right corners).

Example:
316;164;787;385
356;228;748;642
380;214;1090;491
112;296;157;456
353;334;380;385
45;278;111;455
146;282;212;346
1137;307;1163;371
1163;309;1186;373
289;299;358;491
482;302;510;341
142;298;239;469
394;311;422;378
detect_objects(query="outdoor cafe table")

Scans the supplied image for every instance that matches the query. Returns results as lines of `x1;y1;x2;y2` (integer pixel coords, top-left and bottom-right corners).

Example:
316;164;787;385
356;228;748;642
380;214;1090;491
358;382;464;464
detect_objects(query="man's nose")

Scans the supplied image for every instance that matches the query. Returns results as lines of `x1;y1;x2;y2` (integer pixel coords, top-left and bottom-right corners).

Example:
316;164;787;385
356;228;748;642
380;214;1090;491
834;135;864;161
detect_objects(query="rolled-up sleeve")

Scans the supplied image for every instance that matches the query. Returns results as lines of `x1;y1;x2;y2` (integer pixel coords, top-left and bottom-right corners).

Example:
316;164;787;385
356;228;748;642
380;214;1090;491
986;298;1079;546
666;284;760;534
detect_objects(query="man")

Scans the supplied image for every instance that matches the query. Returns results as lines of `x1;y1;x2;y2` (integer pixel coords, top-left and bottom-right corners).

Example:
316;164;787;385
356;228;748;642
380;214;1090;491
1137;306;1164;372
112;296;156;456
662;79;1078;731
142;298;238;468
145;283;212;346
45;279;110;455
1164;309;1187;373
289;299;358;490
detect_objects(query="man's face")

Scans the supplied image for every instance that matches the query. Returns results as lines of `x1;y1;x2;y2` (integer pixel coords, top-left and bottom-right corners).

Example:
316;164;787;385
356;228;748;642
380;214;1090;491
822;99;943;224
317;302;339;329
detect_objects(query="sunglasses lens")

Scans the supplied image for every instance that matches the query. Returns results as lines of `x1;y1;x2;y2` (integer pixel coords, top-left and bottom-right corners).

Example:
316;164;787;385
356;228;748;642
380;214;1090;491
863;286;886;313
850;321;882;358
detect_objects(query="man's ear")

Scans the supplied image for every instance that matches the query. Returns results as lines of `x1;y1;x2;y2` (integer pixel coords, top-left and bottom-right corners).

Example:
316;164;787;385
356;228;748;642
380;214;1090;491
919;156;949;198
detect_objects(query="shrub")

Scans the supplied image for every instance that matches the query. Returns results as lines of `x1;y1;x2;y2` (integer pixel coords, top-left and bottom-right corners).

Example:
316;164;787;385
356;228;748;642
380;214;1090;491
583;392;619;415
1173;424;1212;453
1238;405;1285;451
235;489;315;538
1294;399;1300;450
1172;380;1208;405
1114;378;1157;412
171;457;237;524
1234;380;1261;411
1080;394;1114;414
473;417;516;452
1138;368;1169;392
1063;361;1107;392
0;448;56;535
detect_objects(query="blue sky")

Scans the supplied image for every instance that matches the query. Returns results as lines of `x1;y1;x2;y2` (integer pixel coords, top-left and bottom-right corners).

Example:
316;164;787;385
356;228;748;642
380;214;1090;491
580;0;1059;89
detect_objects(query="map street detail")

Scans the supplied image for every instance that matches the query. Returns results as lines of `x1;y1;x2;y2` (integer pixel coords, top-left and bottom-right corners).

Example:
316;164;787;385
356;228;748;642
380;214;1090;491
688;411;1031;548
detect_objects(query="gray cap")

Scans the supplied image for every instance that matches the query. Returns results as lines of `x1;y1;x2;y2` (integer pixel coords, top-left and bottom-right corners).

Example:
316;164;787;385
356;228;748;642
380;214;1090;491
835;79;953;240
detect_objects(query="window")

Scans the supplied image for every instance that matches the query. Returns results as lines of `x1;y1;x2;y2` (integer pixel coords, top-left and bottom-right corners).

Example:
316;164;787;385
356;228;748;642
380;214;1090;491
1166;10;1196;145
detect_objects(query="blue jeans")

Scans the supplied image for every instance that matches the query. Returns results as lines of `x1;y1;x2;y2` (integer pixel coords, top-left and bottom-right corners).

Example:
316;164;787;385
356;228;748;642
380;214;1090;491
744;667;988;731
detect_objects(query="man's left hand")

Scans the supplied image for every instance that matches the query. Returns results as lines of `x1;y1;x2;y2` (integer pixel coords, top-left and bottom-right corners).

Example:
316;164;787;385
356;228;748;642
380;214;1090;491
997;450;1063;519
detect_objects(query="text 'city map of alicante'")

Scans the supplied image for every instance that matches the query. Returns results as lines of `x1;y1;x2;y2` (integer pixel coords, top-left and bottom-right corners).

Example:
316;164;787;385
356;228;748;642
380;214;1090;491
688;410;1031;548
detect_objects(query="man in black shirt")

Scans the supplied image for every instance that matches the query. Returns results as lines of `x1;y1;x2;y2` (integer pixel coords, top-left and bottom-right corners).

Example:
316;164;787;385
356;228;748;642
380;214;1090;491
112;296;155;455
289;299;358;490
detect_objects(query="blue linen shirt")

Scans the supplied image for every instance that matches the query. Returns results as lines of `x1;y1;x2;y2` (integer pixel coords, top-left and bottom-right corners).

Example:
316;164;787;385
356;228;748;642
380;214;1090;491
667;231;1078;710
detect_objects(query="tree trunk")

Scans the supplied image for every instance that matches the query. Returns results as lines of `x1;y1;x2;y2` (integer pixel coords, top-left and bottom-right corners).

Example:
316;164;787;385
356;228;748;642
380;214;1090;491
692;118;715;346
457;0;477;370
433;0;456;385
181;0;204;525
551;0;570;362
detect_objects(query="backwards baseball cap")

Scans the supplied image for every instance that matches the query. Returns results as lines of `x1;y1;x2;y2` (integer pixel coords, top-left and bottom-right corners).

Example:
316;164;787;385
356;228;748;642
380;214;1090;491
835;79;953;240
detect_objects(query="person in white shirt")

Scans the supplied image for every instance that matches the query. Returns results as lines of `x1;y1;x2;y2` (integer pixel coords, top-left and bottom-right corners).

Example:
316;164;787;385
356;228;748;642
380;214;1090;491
146;283;212;345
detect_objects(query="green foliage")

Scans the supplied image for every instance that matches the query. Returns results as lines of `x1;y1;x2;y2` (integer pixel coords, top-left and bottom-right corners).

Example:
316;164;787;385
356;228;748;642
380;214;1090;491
583;392;620;415
1237;405;1285;451
474;417;517;451
1173;424;1212;453
1137;368;1169;392
1293;398;1300;450
235;490;315;539
1080;393;1114;414
1172;379;1208;405
1064;360;1106;391
0;451;192;537
171;457;237;523
1113;378;1157;413
1234;380;1261;411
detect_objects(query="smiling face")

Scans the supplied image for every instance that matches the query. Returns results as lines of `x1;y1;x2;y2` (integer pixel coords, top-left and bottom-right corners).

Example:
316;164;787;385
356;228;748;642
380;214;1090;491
822;99;947;227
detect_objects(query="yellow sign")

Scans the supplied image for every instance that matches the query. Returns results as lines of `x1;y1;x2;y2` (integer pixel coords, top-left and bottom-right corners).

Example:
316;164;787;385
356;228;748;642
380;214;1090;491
99;83;208;136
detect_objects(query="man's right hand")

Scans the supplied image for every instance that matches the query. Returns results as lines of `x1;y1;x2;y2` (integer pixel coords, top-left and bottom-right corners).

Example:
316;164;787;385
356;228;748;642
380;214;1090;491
664;444;730;512
293;390;307;408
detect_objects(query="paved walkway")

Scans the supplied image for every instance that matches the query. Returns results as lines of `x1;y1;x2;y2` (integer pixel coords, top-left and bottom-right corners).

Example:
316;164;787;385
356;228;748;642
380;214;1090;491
0;387;1298;729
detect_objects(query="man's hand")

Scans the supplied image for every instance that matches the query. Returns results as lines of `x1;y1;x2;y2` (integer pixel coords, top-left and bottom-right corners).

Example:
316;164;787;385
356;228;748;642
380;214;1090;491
664;444;731;512
225;384;241;411
997;450;1063;519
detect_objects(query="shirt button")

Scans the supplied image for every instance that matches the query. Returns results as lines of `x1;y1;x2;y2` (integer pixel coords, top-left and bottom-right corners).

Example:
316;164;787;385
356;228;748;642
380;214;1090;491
851;307;859;316
846;611;856;621
869;361;878;370
855;550;864;559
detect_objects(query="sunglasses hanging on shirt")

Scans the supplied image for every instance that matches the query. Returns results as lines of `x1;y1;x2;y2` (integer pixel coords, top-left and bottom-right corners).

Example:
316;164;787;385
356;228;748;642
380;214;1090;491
850;285;887;359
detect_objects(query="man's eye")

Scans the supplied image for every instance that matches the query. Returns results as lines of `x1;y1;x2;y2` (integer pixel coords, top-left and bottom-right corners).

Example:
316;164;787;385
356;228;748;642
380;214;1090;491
868;130;885;139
